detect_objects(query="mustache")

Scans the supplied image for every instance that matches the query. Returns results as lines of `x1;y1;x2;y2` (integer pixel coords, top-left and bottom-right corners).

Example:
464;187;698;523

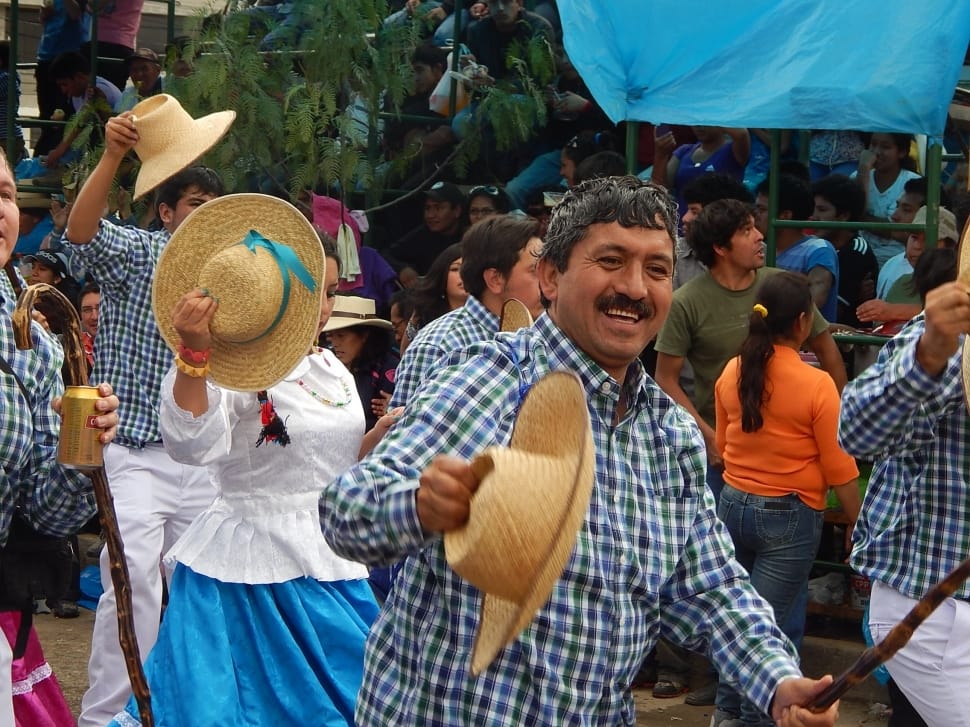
596;293;652;319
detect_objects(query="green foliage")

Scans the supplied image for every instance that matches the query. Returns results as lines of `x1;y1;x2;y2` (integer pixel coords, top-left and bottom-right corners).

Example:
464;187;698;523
64;0;555;209
156;0;414;202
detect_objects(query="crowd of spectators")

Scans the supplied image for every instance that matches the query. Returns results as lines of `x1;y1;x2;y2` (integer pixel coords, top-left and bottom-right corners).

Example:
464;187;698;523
4;3;970;726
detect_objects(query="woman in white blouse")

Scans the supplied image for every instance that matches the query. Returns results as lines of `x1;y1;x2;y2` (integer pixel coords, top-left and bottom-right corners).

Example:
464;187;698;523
109;237;379;727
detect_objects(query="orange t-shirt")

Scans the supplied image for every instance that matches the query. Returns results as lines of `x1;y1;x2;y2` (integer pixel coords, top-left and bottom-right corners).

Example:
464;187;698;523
714;345;858;510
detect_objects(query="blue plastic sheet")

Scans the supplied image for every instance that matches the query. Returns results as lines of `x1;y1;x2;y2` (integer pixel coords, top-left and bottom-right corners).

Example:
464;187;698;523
560;1;970;135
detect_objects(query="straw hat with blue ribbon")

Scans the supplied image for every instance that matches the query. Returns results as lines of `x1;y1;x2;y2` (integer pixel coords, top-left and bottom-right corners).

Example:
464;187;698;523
152;193;324;392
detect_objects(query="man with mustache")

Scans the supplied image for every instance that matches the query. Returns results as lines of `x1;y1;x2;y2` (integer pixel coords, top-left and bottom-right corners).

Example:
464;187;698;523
321;177;840;727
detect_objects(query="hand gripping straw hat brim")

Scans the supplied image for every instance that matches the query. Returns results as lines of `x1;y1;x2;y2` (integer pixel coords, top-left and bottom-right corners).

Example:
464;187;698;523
444;370;595;676
130;94;236;199
958;216;970;412
152;193;325;392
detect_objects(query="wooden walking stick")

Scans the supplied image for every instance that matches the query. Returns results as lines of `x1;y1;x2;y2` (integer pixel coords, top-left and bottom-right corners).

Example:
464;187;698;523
10;282;155;727
807;556;970;712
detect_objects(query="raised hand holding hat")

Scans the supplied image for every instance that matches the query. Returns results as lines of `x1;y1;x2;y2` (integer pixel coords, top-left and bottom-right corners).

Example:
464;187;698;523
128;94;235;199
153;194;325;391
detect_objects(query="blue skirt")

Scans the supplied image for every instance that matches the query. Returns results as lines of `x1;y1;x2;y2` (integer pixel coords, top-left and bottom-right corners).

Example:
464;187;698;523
110;564;378;727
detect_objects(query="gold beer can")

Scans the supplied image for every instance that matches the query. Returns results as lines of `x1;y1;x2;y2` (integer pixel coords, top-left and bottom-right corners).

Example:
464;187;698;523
57;386;104;469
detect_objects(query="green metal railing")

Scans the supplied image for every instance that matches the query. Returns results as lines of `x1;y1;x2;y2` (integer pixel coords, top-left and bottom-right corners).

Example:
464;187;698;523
5;0;178;175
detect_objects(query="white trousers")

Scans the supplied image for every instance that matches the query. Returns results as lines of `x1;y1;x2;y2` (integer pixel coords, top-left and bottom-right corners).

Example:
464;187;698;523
0;630;13;727
78;443;215;727
869;579;970;727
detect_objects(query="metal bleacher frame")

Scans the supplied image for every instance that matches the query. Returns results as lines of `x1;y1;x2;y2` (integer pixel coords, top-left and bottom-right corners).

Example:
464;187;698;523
5;0;178;194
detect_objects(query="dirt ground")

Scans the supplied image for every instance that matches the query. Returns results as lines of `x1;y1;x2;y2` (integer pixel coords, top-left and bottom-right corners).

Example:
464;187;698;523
34;609;891;726
31;535;889;725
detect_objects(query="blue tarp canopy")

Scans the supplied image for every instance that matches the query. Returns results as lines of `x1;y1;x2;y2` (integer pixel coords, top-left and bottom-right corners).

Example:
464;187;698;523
560;1;970;135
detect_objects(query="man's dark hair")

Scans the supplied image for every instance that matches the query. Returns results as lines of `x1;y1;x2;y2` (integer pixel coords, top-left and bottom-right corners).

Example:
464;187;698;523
755;174;814;220
909;247;957;303
687;198;753;268
49;51;90;82
682;173;753;208
411;43;448;72
460;215;539;298
78;280;100;306
902;176;927;201
540;176;677;273
154;166;224;214
811;174;865;221
389;287;415;322
573;152;627;186
778;160;810;182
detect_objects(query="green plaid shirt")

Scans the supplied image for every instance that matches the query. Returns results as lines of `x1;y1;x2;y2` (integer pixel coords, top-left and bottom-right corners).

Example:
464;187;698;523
69;220;171;447
841;314;970;601
391;295;499;408
0;274;94;546
322;315;800;725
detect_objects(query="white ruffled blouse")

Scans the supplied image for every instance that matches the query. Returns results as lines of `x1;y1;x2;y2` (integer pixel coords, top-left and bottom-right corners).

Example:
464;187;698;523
159;348;369;585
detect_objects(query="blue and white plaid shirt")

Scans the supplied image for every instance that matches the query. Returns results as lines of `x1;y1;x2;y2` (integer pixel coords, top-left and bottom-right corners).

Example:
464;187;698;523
322;314;800;725
390;295;499;408
840;314;970;601
68;220;171;448
0;273;94;546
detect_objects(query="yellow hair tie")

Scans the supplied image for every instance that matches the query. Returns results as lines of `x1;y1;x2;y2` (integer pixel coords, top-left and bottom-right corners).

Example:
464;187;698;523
174;354;210;378
752;304;768;318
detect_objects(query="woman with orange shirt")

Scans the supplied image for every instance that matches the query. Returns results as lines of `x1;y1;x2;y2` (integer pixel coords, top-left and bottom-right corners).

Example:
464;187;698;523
711;272;861;727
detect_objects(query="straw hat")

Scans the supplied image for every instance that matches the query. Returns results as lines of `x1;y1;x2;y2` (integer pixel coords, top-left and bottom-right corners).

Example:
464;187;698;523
152;193;325;392
912;205;959;246
444;370;594;675
130;94;236;199
498;298;533;332
322;295;393;332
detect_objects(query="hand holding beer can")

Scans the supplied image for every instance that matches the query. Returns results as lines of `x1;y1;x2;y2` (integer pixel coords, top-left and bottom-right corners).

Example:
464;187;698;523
57;385;105;469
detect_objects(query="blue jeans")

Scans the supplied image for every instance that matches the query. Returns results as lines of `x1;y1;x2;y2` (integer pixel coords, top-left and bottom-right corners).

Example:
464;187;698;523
714;483;823;725
706;464;726;505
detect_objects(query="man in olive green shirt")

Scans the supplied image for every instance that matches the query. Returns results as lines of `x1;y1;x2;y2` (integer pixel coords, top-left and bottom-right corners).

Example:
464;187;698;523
654;199;847;490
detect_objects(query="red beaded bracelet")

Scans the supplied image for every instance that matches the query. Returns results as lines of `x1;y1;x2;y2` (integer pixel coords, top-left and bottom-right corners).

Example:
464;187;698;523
177;342;210;364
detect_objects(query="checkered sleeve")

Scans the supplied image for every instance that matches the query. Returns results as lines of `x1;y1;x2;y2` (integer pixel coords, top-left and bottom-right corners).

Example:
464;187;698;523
322;345;522;565
839;316;962;457
389;337;446;409
19;327;95;536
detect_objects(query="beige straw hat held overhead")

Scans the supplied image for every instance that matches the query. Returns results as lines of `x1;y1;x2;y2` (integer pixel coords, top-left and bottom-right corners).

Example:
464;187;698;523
129;94;236;199
152;193;325;392
444;370;595;676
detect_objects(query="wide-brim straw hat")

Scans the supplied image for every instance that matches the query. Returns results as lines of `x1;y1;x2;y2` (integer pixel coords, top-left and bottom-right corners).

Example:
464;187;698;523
152;193;325;392
444;370;595;675
131;94;236;199
498;298;533;332
323;295;393;332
